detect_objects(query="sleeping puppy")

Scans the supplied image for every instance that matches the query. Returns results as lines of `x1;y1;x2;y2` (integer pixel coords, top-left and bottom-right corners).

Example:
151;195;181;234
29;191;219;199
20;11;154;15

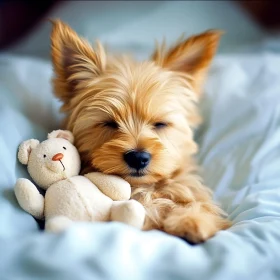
50;20;231;243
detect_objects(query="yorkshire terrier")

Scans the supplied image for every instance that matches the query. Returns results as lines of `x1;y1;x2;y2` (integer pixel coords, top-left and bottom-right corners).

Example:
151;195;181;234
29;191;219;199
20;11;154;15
50;20;231;243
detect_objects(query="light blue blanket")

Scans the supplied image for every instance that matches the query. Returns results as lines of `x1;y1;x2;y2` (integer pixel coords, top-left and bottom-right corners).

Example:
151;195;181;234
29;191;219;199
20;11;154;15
1;51;280;280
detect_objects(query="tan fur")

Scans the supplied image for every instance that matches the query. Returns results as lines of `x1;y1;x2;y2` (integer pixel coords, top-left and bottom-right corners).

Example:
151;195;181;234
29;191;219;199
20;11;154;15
50;20;231;243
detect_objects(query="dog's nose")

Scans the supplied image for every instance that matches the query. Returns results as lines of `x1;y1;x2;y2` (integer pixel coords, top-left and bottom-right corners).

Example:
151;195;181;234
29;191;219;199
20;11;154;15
123;151;151;170
52;153;64;161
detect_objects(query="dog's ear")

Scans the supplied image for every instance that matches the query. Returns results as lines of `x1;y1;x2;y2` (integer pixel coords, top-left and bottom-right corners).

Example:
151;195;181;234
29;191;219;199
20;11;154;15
50;20;106;106
152;30;223;95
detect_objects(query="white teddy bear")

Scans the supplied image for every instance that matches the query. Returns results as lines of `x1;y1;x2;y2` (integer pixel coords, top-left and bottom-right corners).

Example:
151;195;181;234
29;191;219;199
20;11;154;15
14;130;146;233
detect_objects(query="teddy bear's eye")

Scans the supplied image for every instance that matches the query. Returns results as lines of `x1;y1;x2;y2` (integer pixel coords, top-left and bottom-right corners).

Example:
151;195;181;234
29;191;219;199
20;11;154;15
63;147;66;150
43;155;46;158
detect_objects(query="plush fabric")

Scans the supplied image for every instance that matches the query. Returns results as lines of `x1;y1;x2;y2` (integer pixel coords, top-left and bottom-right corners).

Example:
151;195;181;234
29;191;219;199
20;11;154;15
14;130;145;233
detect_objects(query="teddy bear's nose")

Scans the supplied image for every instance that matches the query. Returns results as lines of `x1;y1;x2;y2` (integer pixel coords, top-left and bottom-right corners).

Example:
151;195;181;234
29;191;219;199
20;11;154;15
52;153;64;161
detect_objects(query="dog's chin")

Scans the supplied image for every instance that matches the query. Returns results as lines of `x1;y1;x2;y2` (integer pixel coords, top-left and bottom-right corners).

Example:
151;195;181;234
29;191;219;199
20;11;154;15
125;175;153;186
124;172;164;186
91;162;169;186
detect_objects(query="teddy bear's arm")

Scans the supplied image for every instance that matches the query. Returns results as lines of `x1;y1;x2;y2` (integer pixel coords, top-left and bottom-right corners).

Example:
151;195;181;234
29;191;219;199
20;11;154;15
84;172;131;201
14;178;45;220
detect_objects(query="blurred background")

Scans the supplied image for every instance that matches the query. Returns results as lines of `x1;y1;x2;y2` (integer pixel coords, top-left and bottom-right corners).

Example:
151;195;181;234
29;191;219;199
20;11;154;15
1;1;280;61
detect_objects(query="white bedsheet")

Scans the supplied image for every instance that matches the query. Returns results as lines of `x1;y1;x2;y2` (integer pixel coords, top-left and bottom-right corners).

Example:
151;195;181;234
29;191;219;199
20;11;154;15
1;49;280;279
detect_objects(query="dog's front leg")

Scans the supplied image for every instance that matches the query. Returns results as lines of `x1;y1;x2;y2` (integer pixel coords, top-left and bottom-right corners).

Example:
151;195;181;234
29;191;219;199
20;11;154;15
162;201;231;243
136;180;231;244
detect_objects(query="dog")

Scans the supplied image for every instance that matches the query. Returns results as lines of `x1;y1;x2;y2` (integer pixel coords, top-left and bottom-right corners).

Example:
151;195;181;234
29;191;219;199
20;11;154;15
50;20;231;243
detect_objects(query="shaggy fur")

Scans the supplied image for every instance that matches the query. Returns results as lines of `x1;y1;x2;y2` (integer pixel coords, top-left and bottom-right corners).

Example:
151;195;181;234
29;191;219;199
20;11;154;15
50;20;231;243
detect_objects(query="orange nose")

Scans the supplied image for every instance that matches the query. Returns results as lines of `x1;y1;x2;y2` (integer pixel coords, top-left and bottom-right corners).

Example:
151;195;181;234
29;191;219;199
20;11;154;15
52;153;64;161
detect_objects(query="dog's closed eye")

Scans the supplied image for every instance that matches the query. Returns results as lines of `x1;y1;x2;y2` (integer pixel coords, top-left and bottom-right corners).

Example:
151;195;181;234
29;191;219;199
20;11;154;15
103;121;119;129
153;122;168;129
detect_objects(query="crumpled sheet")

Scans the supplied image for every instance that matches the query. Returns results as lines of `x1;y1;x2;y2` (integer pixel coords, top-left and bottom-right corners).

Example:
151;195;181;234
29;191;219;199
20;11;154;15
0;52;280;280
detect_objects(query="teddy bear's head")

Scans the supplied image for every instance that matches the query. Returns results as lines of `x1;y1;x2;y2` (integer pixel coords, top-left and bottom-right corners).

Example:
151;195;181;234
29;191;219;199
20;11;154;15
18;130;81;190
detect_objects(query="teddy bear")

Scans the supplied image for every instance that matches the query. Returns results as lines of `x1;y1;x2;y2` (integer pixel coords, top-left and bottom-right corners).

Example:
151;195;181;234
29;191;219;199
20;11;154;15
14;129;146;233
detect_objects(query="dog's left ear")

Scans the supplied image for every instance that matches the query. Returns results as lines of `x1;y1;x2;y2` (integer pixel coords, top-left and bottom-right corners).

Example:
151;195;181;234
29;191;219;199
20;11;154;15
152;30;223;95
50;20;106;107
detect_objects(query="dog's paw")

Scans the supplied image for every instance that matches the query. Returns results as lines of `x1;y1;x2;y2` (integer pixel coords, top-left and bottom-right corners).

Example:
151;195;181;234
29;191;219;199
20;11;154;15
162;208;229;244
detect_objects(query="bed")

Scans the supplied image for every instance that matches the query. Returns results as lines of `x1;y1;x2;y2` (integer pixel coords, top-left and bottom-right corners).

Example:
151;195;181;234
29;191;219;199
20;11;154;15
1;2;280;280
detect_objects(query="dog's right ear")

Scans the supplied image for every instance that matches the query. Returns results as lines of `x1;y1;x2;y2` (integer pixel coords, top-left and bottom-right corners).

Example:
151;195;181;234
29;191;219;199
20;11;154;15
18;139;40;165
50;20;106;107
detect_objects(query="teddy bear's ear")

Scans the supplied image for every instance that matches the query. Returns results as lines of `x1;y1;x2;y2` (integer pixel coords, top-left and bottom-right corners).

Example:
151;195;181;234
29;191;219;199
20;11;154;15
47;130;74;143
18;139;40;165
